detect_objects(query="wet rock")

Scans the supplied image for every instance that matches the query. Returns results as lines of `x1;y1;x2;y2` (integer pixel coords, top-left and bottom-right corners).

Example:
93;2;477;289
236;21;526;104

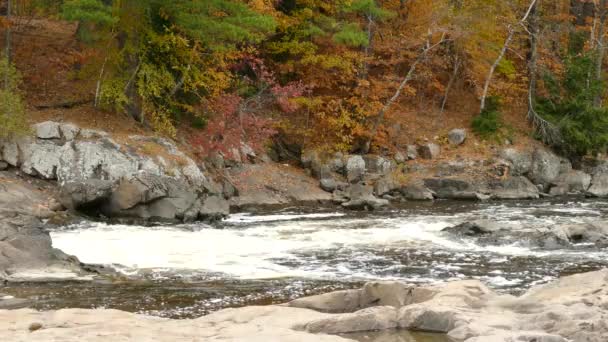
418;143;440;160
447;129;466;145
489;176;540;200
199;195;230;221
424;178;486;200
345;155;366;183
28;322;43;332
554;221;608;247
443;220;501;236
399;184;434;201
342;184;389;210
0;295;30;310
34;121;61;139
499;148;532;176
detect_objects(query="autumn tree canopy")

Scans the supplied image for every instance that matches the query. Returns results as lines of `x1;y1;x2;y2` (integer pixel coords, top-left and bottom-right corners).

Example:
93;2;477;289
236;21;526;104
3;0;608;158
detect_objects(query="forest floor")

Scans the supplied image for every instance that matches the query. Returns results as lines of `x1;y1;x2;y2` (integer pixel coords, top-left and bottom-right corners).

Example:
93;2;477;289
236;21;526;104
5;17;543;165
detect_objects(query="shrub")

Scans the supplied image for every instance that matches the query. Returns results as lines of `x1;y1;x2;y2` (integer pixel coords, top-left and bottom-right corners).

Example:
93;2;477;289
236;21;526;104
472;96;503;138
0;58;28;138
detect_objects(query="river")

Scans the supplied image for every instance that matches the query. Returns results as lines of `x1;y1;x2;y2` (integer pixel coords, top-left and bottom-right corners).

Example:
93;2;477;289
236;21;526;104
3;199;608;340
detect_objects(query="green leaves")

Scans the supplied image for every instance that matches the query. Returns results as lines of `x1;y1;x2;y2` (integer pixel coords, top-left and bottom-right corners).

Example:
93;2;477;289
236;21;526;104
333;23;368;47
61;0;116;26
345;0;394;20
0;59;28;138
164;0;276;50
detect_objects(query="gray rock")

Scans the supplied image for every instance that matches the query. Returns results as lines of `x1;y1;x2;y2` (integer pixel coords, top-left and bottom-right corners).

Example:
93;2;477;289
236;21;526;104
222;180;238;199
550;170;591;194
529;148;563;188
21;141;63;179
443;220;501;236
0;161;7;170
59;123;80;141
448;129;466;145
394;151;406;164
320;178;338;193
363;155;393;175
199;195;230;221
346;155;366;183
207;152;225;169
342;184;389;210
587;173;608;197
288;289;362;313
406;145;418;160
424;178;485;200
374;176;398;196
59;180;114;210
418;143;440;159
399;184;434;200
499;148;532;176
302;306;398;334
80;129;109;139
490;176;540;199
34;121;61;139
1;139;19;166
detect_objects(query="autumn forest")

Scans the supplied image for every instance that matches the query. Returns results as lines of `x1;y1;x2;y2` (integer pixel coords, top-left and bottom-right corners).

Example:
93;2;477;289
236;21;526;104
2;0;608;160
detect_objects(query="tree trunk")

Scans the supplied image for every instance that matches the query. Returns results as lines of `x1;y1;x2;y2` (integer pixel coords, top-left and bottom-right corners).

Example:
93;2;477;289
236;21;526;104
594;0;607;107
527;0;561;145
479;0;538;113
4;0;11;91
440;56;460;113
362;34;446;153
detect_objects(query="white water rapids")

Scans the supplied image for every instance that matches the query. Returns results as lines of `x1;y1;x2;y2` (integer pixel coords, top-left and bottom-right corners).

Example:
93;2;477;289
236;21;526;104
50;200;608;289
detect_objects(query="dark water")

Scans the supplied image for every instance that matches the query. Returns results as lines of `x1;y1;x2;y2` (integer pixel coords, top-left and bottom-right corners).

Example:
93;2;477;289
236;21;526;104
3;199;608;332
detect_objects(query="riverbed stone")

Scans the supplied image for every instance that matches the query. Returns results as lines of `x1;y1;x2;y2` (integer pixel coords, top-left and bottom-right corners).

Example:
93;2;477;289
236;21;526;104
424;178;485;200
551;170;591;194
341;184;389;210
448;129;466;145
443;220;501;236
301;306;398;334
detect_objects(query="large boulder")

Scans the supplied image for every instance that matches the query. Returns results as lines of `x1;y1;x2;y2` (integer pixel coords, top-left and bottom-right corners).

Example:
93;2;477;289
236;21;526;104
363;155;393;175
587;172;608;197
373;175;399;196
424;178;487;200
499;148;532;176
0;175;85;281
489;176;540;200
399;184;434;200
447;129;466;145
443;220;501;236
199;195;230;221
345;155;366;183
549;170;591;195
33;121;61;139
341;184;389;210
529;148;569;188
59;180;114;210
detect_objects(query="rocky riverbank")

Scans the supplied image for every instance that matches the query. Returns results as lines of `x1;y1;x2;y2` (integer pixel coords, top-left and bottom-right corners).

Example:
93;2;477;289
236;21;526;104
1;269;606;341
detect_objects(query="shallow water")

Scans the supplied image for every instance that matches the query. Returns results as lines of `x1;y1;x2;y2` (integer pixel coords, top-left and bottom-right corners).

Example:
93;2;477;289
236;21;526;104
4;199;608;328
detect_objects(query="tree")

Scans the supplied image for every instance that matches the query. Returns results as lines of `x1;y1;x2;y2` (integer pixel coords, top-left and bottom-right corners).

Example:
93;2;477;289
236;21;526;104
0;58;28;138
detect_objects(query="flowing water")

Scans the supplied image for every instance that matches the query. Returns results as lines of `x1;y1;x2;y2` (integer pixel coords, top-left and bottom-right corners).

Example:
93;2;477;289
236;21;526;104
4;199;608;340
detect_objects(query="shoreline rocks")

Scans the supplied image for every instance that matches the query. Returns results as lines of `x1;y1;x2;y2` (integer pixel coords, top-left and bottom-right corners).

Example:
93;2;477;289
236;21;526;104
1;270;607;341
